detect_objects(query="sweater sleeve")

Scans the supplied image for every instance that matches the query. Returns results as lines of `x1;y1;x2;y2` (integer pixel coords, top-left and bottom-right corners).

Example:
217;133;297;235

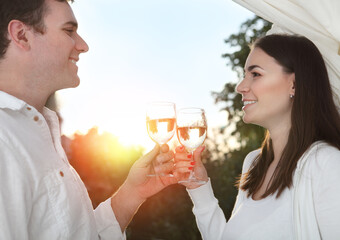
313;147;340;239
187;179;227;240
187;150;260;240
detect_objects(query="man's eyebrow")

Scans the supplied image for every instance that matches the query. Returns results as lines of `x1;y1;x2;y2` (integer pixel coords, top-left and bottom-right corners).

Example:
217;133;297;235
63;21;78;28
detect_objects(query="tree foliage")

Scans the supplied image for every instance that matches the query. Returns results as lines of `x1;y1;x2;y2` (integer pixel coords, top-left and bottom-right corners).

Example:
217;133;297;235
213;16;271;150
64;127;144;207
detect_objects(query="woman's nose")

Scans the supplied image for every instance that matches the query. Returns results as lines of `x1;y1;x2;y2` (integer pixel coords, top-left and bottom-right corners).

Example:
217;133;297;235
235;77;250;94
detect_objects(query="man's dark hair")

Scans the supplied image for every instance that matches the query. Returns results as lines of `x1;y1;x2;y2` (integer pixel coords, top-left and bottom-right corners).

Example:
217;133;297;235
0;0;73;59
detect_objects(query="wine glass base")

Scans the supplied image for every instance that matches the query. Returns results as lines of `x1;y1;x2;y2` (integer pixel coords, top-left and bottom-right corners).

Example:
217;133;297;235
178;178;207;185
147;173;174;177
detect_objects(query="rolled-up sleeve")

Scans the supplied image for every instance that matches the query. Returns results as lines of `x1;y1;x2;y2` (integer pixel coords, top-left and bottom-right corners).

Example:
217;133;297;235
94;198;126;240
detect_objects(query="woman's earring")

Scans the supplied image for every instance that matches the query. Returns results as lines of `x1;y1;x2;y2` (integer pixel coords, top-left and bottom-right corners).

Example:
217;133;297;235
289;94;294;99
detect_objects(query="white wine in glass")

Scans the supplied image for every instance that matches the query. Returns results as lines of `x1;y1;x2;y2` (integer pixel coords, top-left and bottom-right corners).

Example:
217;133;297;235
147;118;176;145
146;102;176;176
176;108;207;184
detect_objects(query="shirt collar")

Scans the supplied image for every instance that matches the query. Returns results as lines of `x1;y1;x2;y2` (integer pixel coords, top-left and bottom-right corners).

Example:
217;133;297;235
42;106;59;121
0;90;27;111
0;90;59;123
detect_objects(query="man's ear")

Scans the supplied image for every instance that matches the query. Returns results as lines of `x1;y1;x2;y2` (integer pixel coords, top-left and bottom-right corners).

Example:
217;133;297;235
7;20;32;51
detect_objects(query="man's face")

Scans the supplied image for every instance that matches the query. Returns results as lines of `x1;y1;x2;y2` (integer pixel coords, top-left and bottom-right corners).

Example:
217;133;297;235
30;0;88;93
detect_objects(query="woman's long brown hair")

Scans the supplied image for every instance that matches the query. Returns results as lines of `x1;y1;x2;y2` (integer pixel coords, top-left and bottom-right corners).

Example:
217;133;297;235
239;34;340;198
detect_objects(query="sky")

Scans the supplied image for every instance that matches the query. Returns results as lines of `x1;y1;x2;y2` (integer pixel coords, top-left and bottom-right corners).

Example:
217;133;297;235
57;0;254;150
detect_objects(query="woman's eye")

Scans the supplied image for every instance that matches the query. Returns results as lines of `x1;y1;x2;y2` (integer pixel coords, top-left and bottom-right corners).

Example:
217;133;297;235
251;72;260;77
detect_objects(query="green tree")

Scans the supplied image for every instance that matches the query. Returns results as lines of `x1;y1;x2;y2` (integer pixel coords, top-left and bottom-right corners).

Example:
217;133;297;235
65;127;144;207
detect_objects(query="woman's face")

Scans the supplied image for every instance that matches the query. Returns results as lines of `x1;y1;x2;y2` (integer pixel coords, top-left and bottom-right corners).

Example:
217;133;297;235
236;47;295;130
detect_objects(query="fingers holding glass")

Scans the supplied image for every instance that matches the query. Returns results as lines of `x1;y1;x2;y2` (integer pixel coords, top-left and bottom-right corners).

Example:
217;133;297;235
174;146;208;188
154;161;175;176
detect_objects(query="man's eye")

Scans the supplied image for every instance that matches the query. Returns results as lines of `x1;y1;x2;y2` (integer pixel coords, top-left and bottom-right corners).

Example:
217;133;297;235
64;29;74;34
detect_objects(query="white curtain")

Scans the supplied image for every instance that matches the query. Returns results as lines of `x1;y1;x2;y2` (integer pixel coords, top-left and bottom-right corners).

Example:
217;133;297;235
233;0;340;109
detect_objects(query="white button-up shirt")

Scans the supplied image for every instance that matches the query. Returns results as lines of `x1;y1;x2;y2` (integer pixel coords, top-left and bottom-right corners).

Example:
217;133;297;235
0;91;126;240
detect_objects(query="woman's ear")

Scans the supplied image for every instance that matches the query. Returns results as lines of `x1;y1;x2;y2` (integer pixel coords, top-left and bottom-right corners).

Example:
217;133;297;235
289;73;295;96
7;20;32;51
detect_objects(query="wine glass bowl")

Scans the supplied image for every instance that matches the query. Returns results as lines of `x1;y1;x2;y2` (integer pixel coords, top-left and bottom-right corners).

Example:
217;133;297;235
146;102;176;177
177;125;207;152
176;108;207;184
147;118;176;145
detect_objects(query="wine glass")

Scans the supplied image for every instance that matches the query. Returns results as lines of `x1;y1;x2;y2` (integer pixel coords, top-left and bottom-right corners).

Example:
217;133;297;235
176;108;207;184
146;101;176;176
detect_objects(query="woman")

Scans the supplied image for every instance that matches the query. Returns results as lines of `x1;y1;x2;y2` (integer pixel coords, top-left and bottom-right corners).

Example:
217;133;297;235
174;34;340;240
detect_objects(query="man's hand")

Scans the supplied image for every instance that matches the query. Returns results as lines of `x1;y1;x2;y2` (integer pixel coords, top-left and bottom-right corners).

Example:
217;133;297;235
124;143;178;200
111;144;177;232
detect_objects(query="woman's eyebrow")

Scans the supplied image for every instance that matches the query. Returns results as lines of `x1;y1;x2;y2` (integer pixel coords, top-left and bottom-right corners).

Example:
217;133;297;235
245;65;263;72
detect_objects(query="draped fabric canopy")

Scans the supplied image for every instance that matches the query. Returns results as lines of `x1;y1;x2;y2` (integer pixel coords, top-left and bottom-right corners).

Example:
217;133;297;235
233;0;340;109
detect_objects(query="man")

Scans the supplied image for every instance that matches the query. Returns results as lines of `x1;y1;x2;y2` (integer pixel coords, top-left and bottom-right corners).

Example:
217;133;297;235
0;0;176;239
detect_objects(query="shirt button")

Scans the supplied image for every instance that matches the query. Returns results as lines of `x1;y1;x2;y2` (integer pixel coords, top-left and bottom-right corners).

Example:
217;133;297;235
60;171;64;177
27;107;32;110
34;116;39;121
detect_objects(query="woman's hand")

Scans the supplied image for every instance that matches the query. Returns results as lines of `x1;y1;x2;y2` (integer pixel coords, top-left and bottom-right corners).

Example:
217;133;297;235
174;145;208;189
